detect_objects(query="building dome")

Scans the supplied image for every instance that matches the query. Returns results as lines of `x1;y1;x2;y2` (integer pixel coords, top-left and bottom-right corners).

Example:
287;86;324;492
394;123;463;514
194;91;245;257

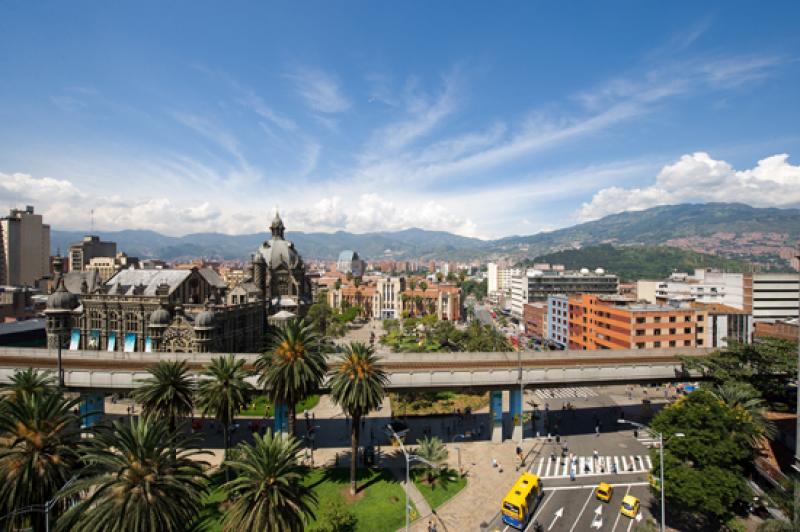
195;310;216;328
149;307;171;326
257;238;302;269
46;289;77;311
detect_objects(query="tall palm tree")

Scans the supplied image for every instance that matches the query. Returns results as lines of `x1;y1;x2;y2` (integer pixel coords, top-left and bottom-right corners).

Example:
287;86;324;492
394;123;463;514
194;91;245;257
414;435;449;484
195;355;253;462
256;320;326;437
1;367;56;401
133;360;195;435
56;417;208;532
221;430;317;532
710;381;777;448
329;342;388;495
0;391;83;530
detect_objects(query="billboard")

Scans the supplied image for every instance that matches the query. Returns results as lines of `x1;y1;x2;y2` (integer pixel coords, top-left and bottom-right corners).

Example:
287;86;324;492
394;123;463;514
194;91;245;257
107;332;116;352
124;333;136;353
69;328;80;350
87;330;100;350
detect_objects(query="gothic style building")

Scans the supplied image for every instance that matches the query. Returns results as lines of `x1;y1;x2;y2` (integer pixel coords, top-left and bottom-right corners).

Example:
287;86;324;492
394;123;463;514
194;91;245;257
45;212;311;353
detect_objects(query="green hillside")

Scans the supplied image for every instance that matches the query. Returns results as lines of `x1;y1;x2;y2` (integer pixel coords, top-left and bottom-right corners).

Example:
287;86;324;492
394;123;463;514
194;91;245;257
522;244;751;281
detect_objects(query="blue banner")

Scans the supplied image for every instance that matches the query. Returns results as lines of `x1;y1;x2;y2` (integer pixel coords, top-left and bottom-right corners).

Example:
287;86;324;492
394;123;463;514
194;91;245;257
80;392;105;428
107;332;116;352
124;333;136;352
273;402;289;434
490;390;503;425
87;329;100;350
145;336;152;353
69;328;80;350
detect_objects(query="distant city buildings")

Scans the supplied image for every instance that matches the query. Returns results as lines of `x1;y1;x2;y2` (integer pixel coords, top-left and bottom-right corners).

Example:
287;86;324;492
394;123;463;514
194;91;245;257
510;267;619;318
0;206;51;288
336;250;366;277
68;235;116;272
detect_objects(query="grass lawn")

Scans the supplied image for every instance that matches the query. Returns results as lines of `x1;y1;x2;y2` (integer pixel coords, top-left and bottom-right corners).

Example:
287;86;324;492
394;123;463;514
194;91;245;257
304;468;412;532
193;467;411;532
411;469;467;509
239;394;320;417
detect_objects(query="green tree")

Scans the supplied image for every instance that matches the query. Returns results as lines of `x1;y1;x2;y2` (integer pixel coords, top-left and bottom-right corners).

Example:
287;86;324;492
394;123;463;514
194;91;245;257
708;381;776;449
256;320;327;437
132;360;195;436
57;417;208;532
419;281;428;291
1;367;56;402
435;272;444;283
196;355;253;463
306;299;335;337
311;496;357;532
222;430;317;532
329;342;388;495
683;338;796;403
414;435;448;484
0;392;83;531
650;389;752;526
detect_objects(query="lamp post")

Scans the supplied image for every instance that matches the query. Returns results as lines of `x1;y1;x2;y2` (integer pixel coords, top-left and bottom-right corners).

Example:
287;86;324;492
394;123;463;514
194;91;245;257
57;329;64;388
452;433;467;476
618;419;683;532
388;424;441;532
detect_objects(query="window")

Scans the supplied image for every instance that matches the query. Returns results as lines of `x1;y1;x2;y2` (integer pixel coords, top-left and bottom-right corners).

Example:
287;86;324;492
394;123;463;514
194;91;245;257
653;329;661;336
654;316;661;323
697;315;704;321
697;327;704;333
697;339;704;345
636;317;646;324
669;328;676;334
669;316;676;323
684;327;691;334
636;329;645;336
669;340;676;347
654;341;661;348
684;340;691;346
636;342;645;349
684;316;691;322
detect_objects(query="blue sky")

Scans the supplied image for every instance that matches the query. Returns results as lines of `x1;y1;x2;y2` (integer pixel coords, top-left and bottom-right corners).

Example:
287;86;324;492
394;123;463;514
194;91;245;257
1;1;799;238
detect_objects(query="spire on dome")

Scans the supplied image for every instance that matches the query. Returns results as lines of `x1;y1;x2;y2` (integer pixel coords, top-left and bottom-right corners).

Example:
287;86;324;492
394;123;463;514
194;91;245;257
270;209;285;239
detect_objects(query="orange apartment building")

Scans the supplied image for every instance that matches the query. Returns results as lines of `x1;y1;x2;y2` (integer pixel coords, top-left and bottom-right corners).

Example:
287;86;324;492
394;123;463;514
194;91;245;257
568;294;699;350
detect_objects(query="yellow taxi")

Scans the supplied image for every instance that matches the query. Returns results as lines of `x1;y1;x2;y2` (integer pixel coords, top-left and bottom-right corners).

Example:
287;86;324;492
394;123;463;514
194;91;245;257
620;495;640;518
595;482;613;502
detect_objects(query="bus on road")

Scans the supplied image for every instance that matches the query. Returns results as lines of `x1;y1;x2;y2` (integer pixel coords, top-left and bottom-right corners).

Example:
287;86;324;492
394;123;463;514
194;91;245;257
501;472;544;529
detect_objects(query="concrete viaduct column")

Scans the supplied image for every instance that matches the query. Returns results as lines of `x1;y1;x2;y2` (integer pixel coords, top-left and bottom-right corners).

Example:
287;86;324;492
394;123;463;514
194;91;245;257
79;392;105;428
509;388;523;442
489;390;503;443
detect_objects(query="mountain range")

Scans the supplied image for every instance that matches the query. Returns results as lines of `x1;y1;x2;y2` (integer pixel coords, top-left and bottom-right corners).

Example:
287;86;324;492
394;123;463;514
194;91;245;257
50;203;800;267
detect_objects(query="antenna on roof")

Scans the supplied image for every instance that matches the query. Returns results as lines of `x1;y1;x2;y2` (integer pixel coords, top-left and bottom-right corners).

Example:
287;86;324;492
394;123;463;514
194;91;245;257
90;209;95;233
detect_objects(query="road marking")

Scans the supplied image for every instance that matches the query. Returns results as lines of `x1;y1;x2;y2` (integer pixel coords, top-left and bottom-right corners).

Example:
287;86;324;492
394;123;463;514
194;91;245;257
524;492;554;532
548;507;564;530
537;457;545;476
543;481;648;492
611;485;630;532
613;456;619;473
568;488;594;532
539;455;650;480
645;455;653;469
627;514;635;532
621;456;628;471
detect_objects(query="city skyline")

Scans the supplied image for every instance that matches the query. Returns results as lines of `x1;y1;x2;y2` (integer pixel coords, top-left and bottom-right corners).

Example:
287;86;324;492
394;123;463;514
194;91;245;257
2;2;800;239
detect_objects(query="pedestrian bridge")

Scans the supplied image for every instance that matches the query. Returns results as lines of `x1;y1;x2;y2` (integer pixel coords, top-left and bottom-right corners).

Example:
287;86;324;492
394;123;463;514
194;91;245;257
0;346;708;392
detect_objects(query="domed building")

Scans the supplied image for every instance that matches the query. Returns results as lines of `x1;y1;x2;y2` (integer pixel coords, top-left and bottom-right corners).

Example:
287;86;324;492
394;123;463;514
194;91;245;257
250;211;313;323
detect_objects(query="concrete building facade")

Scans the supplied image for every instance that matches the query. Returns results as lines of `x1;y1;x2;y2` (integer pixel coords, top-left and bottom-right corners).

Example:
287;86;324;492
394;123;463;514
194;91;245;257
547;295;569;347
0;206;51;288
68;235;117;272
511;268;619;318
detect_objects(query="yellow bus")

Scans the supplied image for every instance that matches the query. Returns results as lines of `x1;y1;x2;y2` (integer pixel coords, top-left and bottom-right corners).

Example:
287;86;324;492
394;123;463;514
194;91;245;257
501;472;544;529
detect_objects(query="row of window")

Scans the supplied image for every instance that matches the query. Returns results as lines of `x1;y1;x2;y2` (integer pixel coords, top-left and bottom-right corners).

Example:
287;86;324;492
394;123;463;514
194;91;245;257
635;339;693;348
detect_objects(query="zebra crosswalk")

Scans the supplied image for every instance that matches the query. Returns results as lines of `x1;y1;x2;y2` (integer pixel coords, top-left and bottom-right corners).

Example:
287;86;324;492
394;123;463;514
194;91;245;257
533;386;598;399
531;454;653;480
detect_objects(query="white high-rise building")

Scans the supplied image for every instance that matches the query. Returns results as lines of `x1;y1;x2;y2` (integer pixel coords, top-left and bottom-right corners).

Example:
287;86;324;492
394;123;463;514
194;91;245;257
0;206;50;288
487;263;498;293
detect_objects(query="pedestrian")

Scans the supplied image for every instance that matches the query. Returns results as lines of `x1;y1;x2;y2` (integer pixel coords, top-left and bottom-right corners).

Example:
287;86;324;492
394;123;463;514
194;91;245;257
593;449;599;462
569;465;575;481
595;424;600;437
611;461;617;474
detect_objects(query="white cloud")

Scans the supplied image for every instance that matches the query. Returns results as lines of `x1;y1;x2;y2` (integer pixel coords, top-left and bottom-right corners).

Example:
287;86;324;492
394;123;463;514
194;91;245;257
0;172;83;201
578;152;800;221
287;67;350;113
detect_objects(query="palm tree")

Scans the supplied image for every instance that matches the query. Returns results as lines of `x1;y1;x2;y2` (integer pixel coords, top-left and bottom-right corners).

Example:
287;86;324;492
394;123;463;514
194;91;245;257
196;355;253;463
710;381;777;448
56;417;208;532
221;430;317;532
414;435;449;484
133;360;195;435
256;319;327;436
0;391;83;530
1;367;56;401
329;342;388;495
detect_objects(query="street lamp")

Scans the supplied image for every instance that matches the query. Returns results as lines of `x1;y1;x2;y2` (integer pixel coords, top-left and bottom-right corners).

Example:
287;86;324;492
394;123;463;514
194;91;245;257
387;424;442;532
452;433;467;476
618;419;683;532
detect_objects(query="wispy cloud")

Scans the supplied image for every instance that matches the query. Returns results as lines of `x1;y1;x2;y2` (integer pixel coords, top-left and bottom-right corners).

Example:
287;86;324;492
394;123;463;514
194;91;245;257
286;66;350;113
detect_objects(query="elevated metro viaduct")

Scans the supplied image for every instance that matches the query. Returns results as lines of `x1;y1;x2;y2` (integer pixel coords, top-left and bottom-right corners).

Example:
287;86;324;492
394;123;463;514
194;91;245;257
0;346;709;442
